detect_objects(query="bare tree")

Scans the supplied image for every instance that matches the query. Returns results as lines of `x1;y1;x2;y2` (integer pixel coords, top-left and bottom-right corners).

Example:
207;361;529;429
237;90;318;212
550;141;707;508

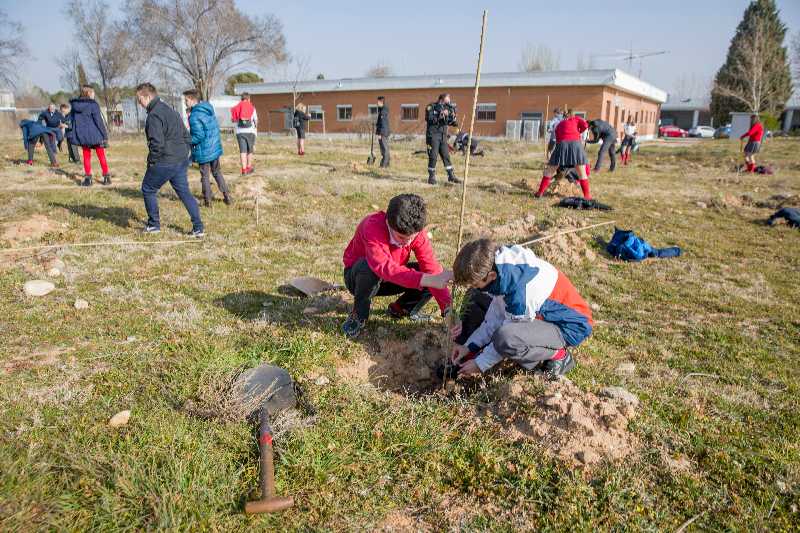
57;48;83;93
66;0;134;125
575;51;594;70
712;18;788;114
0;11;29;89
518;43;560;72
793;31;800;79
125;0;287;99
279;55;310;110
366;62;393;78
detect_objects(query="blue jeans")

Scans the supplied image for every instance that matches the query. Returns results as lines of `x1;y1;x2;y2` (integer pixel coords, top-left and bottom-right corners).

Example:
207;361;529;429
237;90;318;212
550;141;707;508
141;159;203;232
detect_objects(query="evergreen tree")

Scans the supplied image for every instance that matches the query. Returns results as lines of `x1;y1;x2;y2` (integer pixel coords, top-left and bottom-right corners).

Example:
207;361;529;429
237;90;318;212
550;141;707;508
224;72;263;95
710;0;791;125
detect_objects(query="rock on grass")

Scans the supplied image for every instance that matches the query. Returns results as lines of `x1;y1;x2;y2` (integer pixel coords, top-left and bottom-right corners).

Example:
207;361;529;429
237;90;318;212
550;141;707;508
23;280;55;297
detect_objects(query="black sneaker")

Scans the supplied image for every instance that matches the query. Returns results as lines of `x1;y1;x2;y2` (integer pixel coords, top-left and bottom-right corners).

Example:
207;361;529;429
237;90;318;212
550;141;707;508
342;314;365;339
447;171;462;184
102;174;112;185
387;302;433;322
81;175;93;187
539;351;576;380
427;171;437;185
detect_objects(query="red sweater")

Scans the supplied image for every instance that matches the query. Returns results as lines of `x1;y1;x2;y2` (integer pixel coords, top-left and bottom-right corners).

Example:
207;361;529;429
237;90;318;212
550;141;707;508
555;116;589;142
231;101;255;121
740;122;764;143
343;212;451;310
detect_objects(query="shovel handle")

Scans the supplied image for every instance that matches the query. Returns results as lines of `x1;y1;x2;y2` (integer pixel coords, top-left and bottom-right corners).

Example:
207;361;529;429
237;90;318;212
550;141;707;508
258;408;275;498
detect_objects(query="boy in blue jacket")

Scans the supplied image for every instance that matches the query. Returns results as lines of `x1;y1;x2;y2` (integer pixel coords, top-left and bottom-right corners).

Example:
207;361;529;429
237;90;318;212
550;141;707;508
19;120;59;167
183;90;231;207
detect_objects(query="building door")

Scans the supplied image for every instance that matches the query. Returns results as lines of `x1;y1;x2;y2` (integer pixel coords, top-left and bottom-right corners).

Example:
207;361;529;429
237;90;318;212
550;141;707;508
520;112;543;138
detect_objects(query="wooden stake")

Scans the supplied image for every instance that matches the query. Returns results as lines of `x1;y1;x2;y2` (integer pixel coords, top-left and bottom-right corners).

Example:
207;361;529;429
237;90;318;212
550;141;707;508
256;193;260;226
444;10;488;389
455;10;488;253
543;95;550;160
517;220;616;247
0;239;202;254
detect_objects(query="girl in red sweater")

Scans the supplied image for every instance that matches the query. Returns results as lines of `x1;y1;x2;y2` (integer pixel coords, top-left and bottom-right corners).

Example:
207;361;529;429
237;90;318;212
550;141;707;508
534;109;592;199
740;114;764;173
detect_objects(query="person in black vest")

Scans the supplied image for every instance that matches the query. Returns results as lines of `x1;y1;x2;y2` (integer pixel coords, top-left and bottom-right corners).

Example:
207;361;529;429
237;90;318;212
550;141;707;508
135;82;204;237
293;103;311;156
587;119;617;172
375;96;390;168
425;93;461;185
38;103;65;146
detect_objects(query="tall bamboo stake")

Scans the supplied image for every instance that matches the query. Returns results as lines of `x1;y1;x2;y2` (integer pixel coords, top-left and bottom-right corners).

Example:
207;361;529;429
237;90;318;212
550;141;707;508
543;95;550;160
443;10;488;388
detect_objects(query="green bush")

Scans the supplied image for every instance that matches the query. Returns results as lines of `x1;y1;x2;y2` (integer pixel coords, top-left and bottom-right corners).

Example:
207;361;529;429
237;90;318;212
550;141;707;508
761;113;780;131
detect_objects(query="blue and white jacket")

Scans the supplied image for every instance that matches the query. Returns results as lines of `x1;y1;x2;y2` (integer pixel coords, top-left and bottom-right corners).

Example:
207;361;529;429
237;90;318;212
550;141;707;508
466;245;594;371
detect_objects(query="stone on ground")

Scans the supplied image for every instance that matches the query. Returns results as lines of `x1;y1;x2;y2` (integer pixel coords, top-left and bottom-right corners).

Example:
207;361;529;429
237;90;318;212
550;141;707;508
108;410;131;428
23;280;55;297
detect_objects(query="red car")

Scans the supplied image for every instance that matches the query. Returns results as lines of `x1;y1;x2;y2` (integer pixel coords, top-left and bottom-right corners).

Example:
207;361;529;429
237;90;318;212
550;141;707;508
659;125;688;138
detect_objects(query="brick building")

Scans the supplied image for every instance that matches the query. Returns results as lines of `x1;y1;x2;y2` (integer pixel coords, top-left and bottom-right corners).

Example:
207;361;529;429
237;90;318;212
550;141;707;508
236;69;667;139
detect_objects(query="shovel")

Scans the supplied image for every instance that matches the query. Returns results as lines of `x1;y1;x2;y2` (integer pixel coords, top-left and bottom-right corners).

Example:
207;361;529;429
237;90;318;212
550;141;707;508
234;364;297;514
367;120;376;166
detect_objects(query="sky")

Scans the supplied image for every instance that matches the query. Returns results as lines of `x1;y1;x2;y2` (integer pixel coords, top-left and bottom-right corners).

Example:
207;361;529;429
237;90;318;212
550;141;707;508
3;0;799;97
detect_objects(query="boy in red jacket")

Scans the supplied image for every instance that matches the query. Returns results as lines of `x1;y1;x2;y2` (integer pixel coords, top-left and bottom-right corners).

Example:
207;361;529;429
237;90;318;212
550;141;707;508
342;193;452;338
740;114;764;173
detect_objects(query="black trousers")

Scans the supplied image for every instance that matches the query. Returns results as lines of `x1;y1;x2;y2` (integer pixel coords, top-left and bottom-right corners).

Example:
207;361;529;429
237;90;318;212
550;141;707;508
344;258;432;321
66;137;81;163
378;135;390;167
28;135;57;165
426;131;452;173
198;158;229;203
594;136;616;171
454;289;494;345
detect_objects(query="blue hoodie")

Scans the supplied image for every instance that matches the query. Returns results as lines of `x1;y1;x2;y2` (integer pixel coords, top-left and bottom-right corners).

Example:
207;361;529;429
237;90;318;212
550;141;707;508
188;101;223;164
19;120;59;151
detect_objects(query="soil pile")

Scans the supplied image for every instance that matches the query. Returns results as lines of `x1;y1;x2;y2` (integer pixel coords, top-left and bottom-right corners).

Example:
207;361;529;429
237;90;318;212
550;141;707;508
710;193;755;209
473;374;639;466
1;215;63;243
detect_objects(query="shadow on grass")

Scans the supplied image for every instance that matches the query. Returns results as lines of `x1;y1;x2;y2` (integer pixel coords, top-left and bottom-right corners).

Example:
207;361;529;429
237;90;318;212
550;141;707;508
214;290;307;323
50;202;142;228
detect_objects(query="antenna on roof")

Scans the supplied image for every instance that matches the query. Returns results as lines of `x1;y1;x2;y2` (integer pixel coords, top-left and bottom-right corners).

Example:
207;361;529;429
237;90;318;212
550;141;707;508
591;46;668;78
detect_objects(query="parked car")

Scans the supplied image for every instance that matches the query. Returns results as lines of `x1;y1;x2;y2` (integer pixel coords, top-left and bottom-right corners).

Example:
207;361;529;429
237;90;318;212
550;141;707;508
659;125;688;138
688;125;715;138
714;124;731;139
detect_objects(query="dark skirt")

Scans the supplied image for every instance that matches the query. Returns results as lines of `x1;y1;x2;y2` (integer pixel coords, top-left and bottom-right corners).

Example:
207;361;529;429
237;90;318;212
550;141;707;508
548;140;587;167
744;141;761;155
296;128;306;139
621;135;635;147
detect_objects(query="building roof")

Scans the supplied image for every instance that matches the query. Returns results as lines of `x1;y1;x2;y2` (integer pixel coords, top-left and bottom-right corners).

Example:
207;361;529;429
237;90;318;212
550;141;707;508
236;69;668;103
661;97;710;112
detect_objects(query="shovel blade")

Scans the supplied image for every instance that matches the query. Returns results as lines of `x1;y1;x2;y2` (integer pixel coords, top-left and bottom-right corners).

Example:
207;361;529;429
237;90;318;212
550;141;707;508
233;364;297;417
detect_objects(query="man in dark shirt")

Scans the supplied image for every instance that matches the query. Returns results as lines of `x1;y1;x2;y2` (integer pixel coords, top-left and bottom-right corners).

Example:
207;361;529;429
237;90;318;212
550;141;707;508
375;96;390;168
587;119;618;172
38;103;65;145
135;82;204;237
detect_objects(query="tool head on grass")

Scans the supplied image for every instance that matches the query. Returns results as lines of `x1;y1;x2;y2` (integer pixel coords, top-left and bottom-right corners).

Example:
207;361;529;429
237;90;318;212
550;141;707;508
233;363;297;419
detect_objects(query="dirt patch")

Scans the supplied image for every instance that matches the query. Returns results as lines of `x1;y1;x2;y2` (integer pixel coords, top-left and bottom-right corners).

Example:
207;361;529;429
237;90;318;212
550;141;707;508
754;193;800;209
337;329;446;393
472;374;639;466
1;215;64;244
709;193;755;209
3;346;71;374
375;510;430;532
537;227;599;267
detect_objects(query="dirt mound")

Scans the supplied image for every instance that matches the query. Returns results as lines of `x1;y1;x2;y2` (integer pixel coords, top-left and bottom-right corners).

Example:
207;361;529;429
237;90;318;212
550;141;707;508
473;375;639;466
537;227;598;267
709;193;755;209
1;215;63;244
337;328;446;393
754;193;800;209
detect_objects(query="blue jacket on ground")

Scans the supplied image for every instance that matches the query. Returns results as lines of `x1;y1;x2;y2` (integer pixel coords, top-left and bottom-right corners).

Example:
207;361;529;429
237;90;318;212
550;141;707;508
67;97;108;147
187;101;223;164
606;229;682;261
20;120;59;150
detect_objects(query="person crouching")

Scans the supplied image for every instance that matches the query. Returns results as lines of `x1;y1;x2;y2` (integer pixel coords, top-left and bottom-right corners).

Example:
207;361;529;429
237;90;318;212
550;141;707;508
449;238;593;380
341;193;452;338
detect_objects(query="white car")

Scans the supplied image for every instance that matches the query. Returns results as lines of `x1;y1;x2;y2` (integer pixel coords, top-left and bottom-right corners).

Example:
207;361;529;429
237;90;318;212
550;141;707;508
688;125;715;138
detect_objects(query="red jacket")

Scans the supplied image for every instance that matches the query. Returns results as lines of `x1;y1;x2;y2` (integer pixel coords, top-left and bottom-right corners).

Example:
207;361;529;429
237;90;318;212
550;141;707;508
231;101;255;121
555;116;589;142
740;122;764;143
343;212;452;311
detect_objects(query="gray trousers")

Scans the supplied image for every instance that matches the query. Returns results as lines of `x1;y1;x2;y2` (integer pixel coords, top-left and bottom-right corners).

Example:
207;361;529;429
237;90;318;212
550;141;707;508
378;135;390;167
594;136;616;171
460;289;565;369
492;320;565;369
199;158;229;203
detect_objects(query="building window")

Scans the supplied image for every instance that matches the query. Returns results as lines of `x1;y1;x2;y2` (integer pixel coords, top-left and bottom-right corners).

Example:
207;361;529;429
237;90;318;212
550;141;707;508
401;104;419;121
476;103;497;122
574;111;587;119
368;104;379;117
635;111;639;123
336;105;352;121
308;105;323;121
605;100;611;122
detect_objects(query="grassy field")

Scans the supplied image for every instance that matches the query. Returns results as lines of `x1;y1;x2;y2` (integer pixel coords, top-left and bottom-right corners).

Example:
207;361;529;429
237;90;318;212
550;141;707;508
0;131;798;531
